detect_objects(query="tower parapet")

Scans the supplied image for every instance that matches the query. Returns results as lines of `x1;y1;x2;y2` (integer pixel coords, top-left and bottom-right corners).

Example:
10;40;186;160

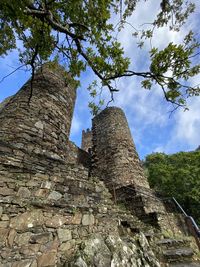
81;128;92;152
91;107;150;189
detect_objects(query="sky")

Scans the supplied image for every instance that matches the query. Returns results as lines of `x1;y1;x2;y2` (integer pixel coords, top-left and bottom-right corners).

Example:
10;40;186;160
0;1;199;160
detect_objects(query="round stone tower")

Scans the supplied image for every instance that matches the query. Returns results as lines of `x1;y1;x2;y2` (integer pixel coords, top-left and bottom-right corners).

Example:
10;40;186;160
91;107;150;189
0;63;76;159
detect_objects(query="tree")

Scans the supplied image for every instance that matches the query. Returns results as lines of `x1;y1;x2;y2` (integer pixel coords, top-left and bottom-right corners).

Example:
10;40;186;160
0;0;200;113
144;151;200;225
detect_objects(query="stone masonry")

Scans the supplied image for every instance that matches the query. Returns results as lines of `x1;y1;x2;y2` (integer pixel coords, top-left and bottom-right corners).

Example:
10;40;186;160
0;64;199;267
0;64;76;158
90;107;188;233
91;107;150;189
81;129;92;152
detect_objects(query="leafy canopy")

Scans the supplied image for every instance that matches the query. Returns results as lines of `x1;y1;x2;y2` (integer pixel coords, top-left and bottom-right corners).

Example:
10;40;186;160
144;151;200;225
0;0;199;113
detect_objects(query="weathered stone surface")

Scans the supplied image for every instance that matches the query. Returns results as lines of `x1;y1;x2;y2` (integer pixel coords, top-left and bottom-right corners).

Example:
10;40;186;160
72;257;88;267
17;187;31;198
59;239;75;252
163;247;194;259
41;238;59;253
35;189;49;197
30;233;52;244
20;243;40;256
169;263;200;267
15;232;32;246
0;206;3;217
48;191;62;201
69;234;161;267
12;259;33;267
57;228;72;242
82;214;95;226
0;221;9;228
38;252;57;267
7;229;17;247
10;211;44;230
71;212;82;225
0;228;9;245
45;215;67;228
30;260;37;267
0;187;15;196
35;121;44;130
1;214;9;221
41;181;51;189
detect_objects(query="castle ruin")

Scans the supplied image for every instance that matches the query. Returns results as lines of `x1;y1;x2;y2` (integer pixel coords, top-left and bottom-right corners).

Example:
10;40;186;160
0;64;199;267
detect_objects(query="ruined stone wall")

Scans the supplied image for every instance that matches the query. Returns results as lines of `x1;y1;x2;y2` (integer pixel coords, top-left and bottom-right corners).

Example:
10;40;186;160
0;67;162;266
81;129;92;152
0;65;122;266
91;107;150;189
0;66;199;266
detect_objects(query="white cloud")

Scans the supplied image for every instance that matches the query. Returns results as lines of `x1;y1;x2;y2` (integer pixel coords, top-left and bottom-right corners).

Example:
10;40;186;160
106;0;200;157
163;98;200;152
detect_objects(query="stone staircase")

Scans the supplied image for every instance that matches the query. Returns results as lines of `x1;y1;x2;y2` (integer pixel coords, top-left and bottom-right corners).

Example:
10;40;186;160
152;236;200;267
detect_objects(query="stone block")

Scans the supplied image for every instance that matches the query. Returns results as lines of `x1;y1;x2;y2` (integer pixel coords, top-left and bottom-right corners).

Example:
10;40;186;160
41;181;51;189
45;215;67;228
0;228;9;245
10;210;44;230
14;232;32;246
57;228;72;242
71;212;82;225
1;214;9;221
38;252;57;267
19;244;41;256
0;187;15;196
82;214;95;226
30;233;52;244
35;189;49;197
59;239;75;252
0;221;9;228
17;187;31;198
7;229;17;247
48;191;62;201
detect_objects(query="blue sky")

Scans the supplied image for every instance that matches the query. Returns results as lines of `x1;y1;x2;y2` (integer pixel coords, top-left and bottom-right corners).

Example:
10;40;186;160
0;1;199;159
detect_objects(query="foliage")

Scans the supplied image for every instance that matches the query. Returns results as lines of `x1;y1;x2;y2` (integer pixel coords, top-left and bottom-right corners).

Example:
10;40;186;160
0;0;199;114
144;150;200;225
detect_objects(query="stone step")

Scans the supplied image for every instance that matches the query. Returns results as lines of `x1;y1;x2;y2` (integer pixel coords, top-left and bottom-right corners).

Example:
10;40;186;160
169;262;200;267
163;247;194;261
157;238;191;248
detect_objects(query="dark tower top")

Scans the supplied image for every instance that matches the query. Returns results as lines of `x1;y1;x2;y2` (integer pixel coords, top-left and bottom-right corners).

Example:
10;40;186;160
81;128;92;152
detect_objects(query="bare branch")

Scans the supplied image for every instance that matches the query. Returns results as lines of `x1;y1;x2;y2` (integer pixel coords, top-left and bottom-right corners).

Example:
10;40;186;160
0;64;26;84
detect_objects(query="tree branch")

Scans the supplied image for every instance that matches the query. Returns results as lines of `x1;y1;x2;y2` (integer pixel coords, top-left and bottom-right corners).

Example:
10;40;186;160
25;7;86;41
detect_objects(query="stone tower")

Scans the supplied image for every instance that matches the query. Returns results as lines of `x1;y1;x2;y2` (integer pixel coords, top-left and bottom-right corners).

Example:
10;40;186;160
91;107;150;190
0;64;76;162
81;128;92;152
